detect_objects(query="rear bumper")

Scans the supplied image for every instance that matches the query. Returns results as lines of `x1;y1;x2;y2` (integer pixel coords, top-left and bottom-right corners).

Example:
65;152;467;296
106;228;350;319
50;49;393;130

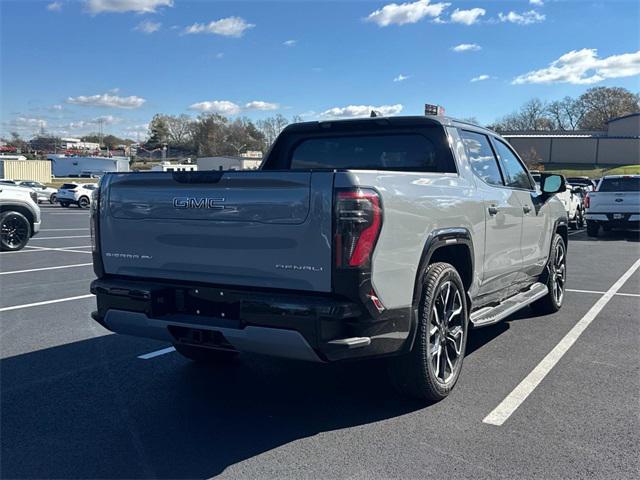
90;277;411;362
586;213;640;229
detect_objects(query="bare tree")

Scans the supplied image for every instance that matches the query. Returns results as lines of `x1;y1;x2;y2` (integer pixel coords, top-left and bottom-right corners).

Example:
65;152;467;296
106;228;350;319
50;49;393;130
546;96;587;130
577;87;640;130
165;114;195;147
257;114;291;148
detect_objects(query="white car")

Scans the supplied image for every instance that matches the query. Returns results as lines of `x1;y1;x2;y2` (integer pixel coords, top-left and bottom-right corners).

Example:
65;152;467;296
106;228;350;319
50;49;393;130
0;183;41;251
57;182;98;208
557;183;583;229
532;175;583;229
16;180;58;204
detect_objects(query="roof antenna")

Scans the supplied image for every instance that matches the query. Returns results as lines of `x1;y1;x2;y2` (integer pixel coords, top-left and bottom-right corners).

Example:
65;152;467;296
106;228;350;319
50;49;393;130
370;110;382;117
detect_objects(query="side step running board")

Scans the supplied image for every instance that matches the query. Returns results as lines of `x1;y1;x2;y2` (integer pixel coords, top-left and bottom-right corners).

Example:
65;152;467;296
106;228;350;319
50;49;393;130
470;282;548;328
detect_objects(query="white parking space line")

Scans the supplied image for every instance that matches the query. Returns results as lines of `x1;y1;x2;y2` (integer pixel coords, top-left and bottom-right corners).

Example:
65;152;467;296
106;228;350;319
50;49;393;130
0;246;93;255
31;235;91;240
138;346;176;360
40;228;89;232
0;263;93;276
566;288;640;298
568;230;584;236
0;294;94;313
483;257;640;427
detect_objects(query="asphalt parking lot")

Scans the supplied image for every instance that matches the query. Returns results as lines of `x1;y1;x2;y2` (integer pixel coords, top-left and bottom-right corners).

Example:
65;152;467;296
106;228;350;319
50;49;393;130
1;204;639;479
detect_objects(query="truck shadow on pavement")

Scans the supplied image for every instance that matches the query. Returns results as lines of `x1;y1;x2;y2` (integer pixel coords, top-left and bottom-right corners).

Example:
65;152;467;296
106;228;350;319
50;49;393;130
1;324;508;479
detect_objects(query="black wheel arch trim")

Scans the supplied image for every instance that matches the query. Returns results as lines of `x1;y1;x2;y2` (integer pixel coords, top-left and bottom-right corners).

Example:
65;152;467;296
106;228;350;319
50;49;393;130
404;227;474;353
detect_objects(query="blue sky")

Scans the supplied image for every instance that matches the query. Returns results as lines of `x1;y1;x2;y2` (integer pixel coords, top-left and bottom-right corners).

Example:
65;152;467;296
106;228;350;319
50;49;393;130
1;0;639;140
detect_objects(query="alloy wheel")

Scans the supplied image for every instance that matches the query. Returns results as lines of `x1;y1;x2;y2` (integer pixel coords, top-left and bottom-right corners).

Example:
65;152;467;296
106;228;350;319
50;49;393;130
428;280;465;383
1;216;28;249
550;241;566;305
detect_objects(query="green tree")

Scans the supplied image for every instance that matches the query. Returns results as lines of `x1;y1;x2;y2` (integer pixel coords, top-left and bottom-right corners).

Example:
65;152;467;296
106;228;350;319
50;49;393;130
147;114;171;148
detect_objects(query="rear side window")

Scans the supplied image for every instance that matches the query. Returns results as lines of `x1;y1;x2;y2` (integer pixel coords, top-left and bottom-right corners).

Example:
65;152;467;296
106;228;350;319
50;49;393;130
290;133;455;172
460;130;503;186
493;139;533;190
598;177;640;192
60;183;77;189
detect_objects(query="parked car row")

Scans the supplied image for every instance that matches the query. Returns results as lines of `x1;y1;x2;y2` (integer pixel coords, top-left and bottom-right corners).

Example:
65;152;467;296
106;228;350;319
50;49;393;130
0;179;97;208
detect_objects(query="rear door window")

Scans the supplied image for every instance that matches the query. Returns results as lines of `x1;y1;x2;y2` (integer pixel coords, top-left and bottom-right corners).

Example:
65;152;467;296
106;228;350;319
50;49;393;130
460;130;503;186
493;139;533;190
290;133;455;173
60;183;77;189
598;177;640;192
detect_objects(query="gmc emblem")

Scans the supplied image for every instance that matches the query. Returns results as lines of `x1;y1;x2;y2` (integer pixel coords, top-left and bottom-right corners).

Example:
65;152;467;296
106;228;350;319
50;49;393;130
173;197;226;209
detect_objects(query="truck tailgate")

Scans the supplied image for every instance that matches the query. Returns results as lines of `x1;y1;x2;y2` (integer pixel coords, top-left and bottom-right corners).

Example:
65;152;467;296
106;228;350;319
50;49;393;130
589;191;640;213
99;171;334;292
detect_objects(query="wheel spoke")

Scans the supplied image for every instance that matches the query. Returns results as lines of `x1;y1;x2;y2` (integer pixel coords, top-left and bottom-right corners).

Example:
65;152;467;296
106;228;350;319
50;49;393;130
445;345;454;379
446;326;463;355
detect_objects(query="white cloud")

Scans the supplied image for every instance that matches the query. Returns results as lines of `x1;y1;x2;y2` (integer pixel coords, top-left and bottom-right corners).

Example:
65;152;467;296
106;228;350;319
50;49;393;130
135;20;161;33
66;92;146;109
85;0;173;14
365;0;450;27
245;101;279;111
513;48;640;85
529;0;544;6
50;104;64;111
452;43;481;52
471;74;490;82
450;8;485;25
498;10;545;25
189;100;242;115
393;74;410;82
184;17;255;37
189;100;279;114
47;1;63;11
320;104;404;119
10;117;48;129
283;39;297;47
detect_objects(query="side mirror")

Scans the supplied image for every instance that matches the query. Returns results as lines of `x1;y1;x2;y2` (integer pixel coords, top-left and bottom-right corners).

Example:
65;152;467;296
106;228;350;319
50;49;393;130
540;174;566;194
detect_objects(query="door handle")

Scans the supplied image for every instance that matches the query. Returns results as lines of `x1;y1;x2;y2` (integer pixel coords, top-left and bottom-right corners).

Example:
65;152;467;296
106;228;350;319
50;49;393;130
523;205;532;214
488;205;499;215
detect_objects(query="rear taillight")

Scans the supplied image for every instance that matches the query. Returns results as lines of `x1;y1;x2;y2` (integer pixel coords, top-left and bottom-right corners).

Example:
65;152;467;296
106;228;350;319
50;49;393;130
584;192;590;209
90;185;105;277
334;189;382;269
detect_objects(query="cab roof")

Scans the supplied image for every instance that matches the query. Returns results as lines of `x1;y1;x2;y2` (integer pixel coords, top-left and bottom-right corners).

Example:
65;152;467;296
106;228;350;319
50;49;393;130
284;115;499;137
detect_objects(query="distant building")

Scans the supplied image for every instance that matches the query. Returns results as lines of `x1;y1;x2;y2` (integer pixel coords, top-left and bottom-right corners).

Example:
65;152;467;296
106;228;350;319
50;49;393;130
47;154;130;177
503;113;640;166
0;154;27;161
197;155;262;171
60;137;101;151
151;161;198;172
240;150;263;159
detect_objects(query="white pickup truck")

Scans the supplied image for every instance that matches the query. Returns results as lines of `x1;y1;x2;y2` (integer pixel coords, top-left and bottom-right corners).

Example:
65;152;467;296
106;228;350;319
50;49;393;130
586;175;640;236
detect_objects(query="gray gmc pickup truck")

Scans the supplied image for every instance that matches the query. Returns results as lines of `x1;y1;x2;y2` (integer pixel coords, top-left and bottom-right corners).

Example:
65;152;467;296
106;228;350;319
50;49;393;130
90;115;568;401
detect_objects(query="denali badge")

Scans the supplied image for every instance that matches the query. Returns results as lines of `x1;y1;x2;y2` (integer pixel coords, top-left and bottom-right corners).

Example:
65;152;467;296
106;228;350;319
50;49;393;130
275;264;324;272
173;197;225;209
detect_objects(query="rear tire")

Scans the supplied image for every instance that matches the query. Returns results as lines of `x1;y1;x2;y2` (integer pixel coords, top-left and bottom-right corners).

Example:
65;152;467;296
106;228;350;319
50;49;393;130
49;193;57;204
78;196;90;208
531;233;566;315
0;211;31;251
173;343;239;363
389;262;468;402
586;221;599;237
